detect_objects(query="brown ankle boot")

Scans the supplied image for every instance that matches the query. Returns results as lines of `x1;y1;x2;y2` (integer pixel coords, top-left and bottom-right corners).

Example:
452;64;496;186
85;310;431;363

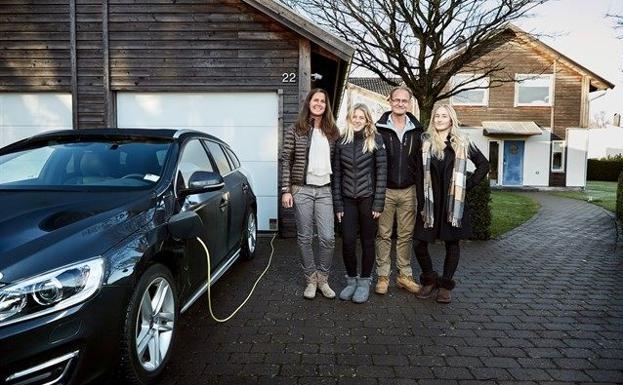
375;276;389;294
416;272;438;299
436;277;455;304
436;288;451;303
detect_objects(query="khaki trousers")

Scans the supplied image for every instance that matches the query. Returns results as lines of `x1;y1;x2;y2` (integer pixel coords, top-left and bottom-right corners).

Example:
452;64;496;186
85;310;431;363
375;185;416;277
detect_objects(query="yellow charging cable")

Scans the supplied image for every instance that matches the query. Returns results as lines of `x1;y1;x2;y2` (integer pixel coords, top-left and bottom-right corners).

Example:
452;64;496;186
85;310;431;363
194;231;276;323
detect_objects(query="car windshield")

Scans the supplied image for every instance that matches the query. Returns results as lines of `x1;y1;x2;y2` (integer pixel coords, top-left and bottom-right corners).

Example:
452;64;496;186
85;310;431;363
0;138;172;190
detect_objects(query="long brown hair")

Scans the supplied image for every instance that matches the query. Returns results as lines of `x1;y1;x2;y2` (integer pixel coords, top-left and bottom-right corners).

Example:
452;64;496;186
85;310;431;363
294;88;339;141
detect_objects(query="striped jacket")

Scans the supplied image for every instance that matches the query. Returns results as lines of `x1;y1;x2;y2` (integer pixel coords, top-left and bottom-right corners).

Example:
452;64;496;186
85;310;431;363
281;125;336;191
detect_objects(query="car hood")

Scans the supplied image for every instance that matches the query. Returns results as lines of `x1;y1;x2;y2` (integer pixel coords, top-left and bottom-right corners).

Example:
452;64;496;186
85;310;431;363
0;190;157;282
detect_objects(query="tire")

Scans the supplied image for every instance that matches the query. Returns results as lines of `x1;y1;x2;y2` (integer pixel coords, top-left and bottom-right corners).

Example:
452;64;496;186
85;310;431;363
240;209;257;260
117;264;178;385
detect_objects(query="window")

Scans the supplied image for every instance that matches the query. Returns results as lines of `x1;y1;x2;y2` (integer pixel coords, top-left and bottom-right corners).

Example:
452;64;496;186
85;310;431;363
488;141;500;182
515;74;553;106
203;140;232;174
551;140;565;172
224;147;241;169
177;140;214;189
450;74;489;106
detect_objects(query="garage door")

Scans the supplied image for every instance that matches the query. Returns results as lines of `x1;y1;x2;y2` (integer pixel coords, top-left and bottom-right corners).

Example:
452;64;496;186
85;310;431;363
0;93;72;148
117;92;279;231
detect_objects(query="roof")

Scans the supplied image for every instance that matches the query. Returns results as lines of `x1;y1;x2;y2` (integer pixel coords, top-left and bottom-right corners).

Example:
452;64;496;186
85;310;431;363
349;77;403;97
242;0;355;61
1;129;227;151
441;23;614;91
481;121;543;136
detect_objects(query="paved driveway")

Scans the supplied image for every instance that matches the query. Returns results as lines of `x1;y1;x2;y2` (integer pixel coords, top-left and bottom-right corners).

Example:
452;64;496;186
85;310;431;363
159;193;623;385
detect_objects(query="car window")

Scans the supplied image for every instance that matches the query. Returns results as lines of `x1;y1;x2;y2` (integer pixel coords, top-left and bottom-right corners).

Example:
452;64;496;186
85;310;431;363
0;139;171;189
203;140;232;174
177;139;214;189
0;147;54;184
224;146;241;169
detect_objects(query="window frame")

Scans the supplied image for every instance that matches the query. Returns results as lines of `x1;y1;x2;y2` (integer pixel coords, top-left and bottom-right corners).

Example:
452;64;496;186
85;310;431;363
514;74;554;107
450;73;490;106
550;140;566;173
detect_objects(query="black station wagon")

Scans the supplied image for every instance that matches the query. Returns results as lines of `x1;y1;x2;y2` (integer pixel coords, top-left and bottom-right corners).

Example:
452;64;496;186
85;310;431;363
0;129;257;385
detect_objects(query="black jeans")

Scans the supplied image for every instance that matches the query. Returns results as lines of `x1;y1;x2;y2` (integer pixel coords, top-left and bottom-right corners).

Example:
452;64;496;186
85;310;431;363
414;239;460;289
341;196;377;278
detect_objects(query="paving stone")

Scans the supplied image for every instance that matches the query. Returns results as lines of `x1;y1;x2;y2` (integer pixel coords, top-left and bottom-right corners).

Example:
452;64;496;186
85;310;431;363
157;194;621;385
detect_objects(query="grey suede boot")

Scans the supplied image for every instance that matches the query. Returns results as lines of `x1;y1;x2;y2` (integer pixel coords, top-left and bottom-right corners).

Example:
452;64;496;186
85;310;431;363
339;276;358;301
352;277;372;303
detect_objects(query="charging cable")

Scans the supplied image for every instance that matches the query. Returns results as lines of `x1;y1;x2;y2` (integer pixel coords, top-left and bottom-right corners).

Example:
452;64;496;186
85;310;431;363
194;231;277;323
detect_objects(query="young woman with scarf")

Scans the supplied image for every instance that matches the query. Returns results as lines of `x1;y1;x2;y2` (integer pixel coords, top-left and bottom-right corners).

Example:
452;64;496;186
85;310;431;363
413;104;489;303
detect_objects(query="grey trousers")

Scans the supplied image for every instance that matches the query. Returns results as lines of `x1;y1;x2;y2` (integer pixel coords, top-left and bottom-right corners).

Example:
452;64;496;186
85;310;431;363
293;184;335;278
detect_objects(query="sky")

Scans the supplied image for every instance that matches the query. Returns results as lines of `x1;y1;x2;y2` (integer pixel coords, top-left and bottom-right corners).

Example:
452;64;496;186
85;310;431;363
511;0;623;123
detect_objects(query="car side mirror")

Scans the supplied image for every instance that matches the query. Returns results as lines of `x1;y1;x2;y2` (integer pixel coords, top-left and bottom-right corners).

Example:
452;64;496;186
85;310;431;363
179;171;224;197
167;211;204;239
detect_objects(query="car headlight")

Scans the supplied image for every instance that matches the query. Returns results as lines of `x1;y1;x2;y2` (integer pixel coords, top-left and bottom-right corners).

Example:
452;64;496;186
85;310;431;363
0;258;104;327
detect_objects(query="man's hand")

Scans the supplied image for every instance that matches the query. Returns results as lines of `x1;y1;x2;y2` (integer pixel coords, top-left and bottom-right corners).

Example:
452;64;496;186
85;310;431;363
372;211;381;219
336;212;344;222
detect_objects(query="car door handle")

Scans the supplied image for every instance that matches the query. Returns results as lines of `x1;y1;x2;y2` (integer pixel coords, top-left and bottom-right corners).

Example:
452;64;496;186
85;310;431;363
242;183;249;194
219;192;230;211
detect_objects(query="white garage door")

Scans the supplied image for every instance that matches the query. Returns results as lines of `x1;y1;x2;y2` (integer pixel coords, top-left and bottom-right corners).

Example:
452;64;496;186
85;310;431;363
0;93;72;148
117;92;279;231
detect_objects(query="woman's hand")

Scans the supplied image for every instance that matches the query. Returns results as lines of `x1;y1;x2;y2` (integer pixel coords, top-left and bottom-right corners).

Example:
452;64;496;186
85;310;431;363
336;212;344;223
282;192;293;208
372;211;381;219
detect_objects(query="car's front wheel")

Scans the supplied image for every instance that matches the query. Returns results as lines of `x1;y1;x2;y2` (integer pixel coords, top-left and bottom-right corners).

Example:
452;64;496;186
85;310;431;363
240;210;257;260
118;264;178;385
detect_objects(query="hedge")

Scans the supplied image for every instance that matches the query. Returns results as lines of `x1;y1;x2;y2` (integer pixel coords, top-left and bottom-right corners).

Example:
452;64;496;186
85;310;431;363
587;156;623;181
467;175;491;240
617;172;623;221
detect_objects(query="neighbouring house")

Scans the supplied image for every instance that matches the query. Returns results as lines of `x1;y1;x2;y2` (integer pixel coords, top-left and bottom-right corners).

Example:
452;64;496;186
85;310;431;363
439;24;614;188
340;24;615;188
0;0;354;236
587;125;623;159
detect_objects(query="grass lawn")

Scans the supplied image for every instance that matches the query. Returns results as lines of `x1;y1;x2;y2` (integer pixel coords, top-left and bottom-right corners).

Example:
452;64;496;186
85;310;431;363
490;192;540;238
550;181;616;212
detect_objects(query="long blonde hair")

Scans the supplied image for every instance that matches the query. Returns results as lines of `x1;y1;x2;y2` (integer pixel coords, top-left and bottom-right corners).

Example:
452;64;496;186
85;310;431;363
425;104;469;159
342;103;378;153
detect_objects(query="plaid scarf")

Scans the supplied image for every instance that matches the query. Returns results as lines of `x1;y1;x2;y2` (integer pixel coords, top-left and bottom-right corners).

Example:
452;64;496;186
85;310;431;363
421;138;468;228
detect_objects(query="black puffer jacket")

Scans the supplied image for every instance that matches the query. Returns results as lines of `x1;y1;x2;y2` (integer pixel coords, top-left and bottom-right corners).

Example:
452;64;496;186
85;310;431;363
332;131;387;213
376;111;423;189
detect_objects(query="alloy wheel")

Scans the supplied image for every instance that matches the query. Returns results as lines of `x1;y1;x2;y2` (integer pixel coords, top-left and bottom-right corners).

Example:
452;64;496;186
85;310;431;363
135;277;175;371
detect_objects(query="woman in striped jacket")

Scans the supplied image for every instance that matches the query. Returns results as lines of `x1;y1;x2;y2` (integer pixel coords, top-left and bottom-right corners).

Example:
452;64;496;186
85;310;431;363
281;88;340;300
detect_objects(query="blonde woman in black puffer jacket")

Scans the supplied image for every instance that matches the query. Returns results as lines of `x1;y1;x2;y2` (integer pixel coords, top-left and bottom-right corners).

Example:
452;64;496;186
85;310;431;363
332;103;387;303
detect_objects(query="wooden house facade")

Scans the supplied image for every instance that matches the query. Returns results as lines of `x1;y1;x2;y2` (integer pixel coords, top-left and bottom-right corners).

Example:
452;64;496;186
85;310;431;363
0;0;355;236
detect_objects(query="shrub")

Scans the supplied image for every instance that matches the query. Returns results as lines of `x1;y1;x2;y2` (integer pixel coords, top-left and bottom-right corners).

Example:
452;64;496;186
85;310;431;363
467;175;491;240
617;172;623;221
587;157;623;181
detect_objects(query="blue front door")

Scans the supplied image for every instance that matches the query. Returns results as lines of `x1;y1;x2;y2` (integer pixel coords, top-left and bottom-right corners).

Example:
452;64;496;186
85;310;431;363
503;140;524;185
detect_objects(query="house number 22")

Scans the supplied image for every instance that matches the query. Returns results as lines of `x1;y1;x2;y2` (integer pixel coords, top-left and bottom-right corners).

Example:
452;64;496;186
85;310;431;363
282;72;297;83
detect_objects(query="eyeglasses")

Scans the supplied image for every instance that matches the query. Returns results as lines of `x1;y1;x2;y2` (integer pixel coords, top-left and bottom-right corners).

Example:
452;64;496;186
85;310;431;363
391;98;410;105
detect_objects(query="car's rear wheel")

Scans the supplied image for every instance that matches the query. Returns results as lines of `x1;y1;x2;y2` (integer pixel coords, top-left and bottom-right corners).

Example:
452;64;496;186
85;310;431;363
240;210;257;260
118;264;178;385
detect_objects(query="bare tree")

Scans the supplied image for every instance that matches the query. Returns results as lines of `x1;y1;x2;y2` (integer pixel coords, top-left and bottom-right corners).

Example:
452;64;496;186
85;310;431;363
281;0;548;125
